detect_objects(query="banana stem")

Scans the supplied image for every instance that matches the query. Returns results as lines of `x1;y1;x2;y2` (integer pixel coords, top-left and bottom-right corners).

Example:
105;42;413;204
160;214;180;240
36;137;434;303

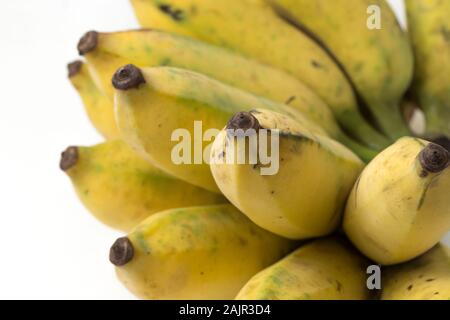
338;111;392;151
336;133;378;163
371;103;411;140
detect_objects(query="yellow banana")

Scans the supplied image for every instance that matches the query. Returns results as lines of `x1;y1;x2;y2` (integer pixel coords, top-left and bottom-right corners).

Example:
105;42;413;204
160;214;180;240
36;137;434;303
67;60;119;139
236;237;371;300
406;0;450;140
344;137;450;265
210;109;364;239
129;0;391;150
382;244;450;300
114;65;330;193
268;0;413;139
109;204;296;300
60;140;226;231
78;29;377;158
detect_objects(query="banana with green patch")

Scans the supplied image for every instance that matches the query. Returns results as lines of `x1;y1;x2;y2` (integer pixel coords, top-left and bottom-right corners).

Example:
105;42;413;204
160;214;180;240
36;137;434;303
344;137;450;265
210;109;364;239
67;60;119;139
268;0;413;139
109;204;296;299
382;244;450;300
129;0;390;149
406;0;450;141
77;29;377;158
236;237;371;300
60;140;226;231
114;65;331;193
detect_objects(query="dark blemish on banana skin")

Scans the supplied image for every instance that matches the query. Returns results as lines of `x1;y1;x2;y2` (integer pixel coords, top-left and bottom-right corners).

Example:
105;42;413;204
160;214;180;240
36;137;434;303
311;60;323;69
336;281;342;292
407;284;413;291
440;26;450;42
158;4;185;21
426;278;435;282
353;175;362;208
285;96;296;105
419;170;428;178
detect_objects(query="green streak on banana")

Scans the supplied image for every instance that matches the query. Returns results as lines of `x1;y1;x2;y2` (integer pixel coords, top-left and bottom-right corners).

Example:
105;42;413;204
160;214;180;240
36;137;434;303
129;0;391;150
268;0;413;139
109;204;296;300
67;60;119;140
382;244;450;300
406;0;450;138
236;237;371;300
60;140;226;232
344;137;450;265
80;29;377;161
114;65;330;193
210;109;364;239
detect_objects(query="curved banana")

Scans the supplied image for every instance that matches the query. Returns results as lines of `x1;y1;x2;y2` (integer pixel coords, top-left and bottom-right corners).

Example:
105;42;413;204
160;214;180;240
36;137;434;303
60;140;226;231
67;60;119;139
210;109;364;239
236;237;371;300
382;244;450;300
268;0;413;139
109;204;296;300
344;137;450;265
406;0;450;139
77;29;377;158
114;65;330;193
129;0;391;150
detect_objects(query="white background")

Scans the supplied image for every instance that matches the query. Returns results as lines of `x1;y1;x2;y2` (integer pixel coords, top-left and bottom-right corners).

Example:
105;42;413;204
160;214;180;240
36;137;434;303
0;0;448;299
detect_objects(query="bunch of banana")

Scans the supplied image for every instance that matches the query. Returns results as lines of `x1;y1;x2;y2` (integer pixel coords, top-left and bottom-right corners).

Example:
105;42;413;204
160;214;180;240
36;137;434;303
77;29;377;157
129;0;391;150
406;0;450;145
267;0;413;139
62;0;450;301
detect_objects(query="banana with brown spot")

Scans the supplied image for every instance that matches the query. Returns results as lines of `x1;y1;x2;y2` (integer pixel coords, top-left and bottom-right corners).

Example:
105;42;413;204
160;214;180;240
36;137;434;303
210;109;364;239
60;140;226;231
109;204;296;299
344;137;450;265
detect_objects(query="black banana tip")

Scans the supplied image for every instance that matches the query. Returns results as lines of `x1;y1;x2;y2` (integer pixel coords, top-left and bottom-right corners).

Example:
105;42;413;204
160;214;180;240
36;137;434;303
112;64;146;90
110;237;134;267
226;112;261;136
419;143;450;173
432;135;450;153
67;60;83;78
60;146;79;171
77;30;98;55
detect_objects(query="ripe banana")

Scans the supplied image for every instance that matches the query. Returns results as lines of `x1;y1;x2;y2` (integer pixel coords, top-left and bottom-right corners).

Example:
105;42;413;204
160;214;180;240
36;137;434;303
210;109;364;239
77;29;377;158
114;65;331;193
109;204;296;300
344;137;450;265
236;237;371;300
268;0;413;139
67;60;119;139
381;244;450;300
129;0;391;150
60;140;226;231
406;0;450;139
